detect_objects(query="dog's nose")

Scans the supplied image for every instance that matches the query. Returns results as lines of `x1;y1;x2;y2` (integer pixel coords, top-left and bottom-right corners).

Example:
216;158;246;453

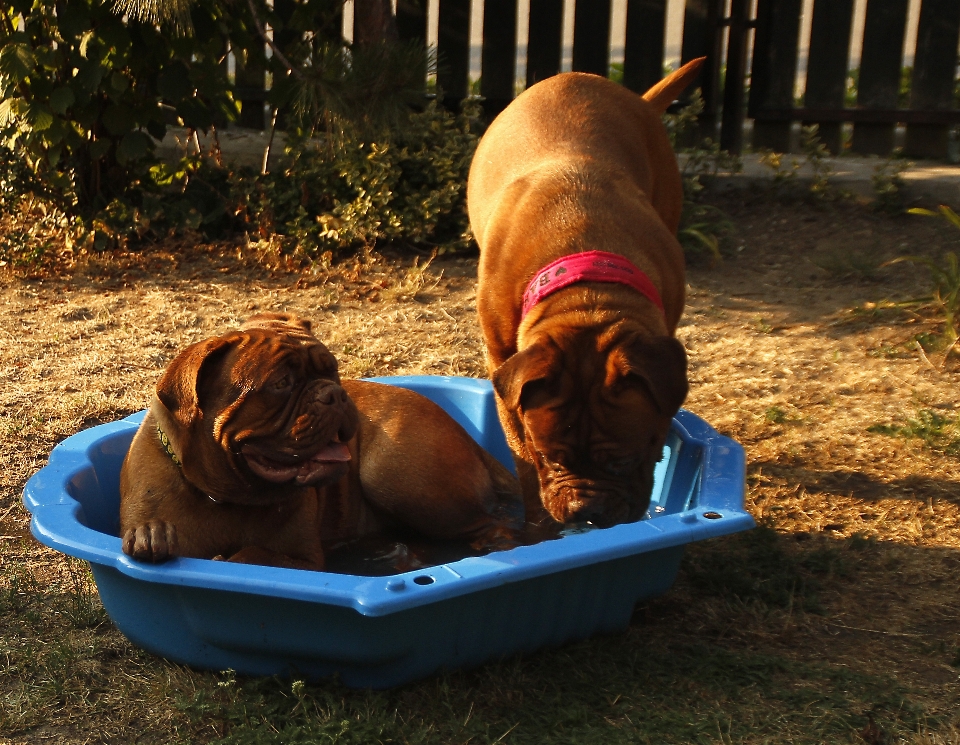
314;384;349;407
567;499;605;524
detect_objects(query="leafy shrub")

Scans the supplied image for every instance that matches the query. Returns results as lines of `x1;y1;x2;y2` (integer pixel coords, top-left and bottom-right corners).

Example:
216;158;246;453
664;89;741;262
886;205;960;348
83;153;234;248
0;0;463;258
756;125;844;202
0;0;236;213
232;99;481;259
0;141;51;210
871;150;911;213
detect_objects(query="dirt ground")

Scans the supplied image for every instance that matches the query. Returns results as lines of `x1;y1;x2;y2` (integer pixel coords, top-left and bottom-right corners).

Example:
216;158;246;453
1;188;960;743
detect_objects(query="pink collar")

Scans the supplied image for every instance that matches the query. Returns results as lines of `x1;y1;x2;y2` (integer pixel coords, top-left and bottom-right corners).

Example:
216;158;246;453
521;250;665;319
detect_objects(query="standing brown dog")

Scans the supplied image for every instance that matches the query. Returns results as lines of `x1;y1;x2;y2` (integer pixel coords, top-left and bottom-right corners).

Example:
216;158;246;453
120;313;522;569
466;60;705;527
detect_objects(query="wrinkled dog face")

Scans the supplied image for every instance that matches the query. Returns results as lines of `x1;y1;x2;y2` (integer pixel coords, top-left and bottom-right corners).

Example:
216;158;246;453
494;325;688;527
158;314;359;505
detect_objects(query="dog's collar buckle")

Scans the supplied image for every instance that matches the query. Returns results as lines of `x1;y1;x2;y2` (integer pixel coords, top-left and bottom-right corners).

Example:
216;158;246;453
521;250;665;319
157;424;182;469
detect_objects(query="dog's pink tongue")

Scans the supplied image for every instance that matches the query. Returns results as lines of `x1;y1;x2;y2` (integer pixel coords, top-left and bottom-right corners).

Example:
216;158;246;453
294;442;351;485
311;442;351;463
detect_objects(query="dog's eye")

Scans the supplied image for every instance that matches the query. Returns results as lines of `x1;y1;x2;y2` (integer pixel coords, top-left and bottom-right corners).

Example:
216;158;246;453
270;375;293;392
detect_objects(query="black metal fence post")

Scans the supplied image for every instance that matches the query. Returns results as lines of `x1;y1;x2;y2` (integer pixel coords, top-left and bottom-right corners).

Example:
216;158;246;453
572;0;613;76
397;0;428;44
480;0;519;116
803;0;855;154
904;0;960;159
622;0;668;95
526;0;564;87
851;0;910;155
719;0;753;153
437;0;472;109
749;0;803;153
679;0;724;144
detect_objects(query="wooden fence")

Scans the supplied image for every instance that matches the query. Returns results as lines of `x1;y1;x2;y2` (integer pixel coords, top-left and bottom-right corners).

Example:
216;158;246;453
235;0;960;159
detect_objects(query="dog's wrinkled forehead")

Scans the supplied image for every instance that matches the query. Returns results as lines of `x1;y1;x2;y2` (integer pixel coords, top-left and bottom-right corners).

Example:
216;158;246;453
224;328;340;389
241;312;315;341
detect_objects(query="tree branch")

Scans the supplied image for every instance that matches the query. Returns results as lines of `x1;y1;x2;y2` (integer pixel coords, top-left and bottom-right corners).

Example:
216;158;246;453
244;0;307;82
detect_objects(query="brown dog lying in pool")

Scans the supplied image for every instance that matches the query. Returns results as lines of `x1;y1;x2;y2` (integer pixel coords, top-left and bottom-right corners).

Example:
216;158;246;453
119;313;522;570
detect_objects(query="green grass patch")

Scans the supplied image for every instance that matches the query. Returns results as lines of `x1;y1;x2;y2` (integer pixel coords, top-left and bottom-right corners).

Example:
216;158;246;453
811;246;885;280
868;408;960;456
164;642;923;745
0;534;930;745
764;406;787;424
682;525;848;614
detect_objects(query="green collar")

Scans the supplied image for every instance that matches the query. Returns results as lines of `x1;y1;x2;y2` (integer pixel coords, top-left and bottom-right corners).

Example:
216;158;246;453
157;424;182;469
156;423;224;504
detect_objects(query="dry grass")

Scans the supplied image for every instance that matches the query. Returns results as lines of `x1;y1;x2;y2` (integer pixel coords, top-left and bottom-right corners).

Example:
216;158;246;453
1;192;959;744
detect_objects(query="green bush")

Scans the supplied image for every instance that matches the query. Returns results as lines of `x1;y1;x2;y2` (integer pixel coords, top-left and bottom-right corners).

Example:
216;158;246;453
232;99;481;259
0;0;236;212
0;0;474;260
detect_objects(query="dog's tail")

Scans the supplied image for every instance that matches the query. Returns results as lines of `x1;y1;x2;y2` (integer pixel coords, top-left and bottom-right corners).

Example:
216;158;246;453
641;57;707;114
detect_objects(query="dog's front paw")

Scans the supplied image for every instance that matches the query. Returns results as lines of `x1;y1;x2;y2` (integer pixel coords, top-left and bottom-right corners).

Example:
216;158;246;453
122;520;179;562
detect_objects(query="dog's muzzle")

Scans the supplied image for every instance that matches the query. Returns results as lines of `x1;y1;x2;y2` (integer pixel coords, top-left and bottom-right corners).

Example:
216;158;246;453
290;381;358;443
543;472;651;527
241;381;359;486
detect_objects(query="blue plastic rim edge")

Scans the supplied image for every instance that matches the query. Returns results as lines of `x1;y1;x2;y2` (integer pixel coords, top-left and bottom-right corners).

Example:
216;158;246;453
23;377;754;617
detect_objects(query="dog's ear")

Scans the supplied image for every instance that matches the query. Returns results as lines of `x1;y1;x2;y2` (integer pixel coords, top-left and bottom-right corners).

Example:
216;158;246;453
492;343;558;411
242;312;314;337
156;336;234;427
606;334;688;416
308;341;341;382
642;57;706;114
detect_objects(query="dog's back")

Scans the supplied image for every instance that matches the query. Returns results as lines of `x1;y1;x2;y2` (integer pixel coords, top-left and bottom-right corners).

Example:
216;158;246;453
468;73;686;247
469;70;702;348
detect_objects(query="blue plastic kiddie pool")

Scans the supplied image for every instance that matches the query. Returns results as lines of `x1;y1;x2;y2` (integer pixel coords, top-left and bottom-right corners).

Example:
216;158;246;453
23;376;753;689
